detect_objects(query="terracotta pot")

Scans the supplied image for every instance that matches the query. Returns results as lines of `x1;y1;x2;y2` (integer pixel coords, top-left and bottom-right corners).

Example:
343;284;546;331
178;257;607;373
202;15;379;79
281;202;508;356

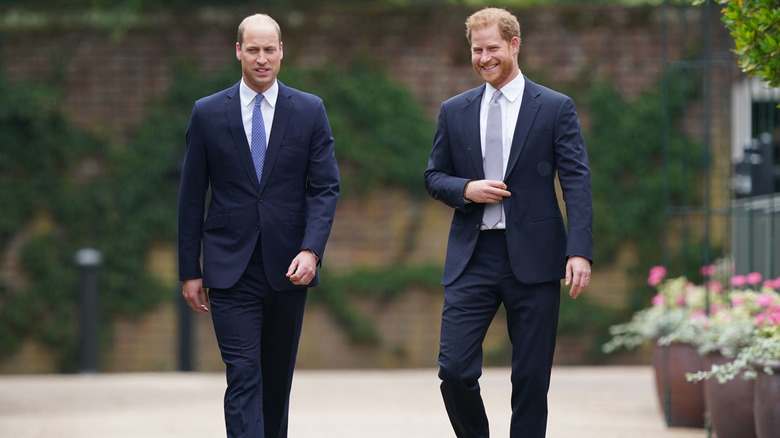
702;353;757;438
651;342;706;428
754;360;780;438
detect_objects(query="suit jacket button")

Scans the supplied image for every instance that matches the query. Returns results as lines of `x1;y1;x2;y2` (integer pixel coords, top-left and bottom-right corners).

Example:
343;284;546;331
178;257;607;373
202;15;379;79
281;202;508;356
255;225;260;230
257;197;263;203
475;224;480;230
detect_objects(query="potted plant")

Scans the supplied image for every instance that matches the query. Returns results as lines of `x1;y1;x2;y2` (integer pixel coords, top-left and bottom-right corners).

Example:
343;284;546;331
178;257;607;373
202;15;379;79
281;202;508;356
686;287;780;438
602;267;720;428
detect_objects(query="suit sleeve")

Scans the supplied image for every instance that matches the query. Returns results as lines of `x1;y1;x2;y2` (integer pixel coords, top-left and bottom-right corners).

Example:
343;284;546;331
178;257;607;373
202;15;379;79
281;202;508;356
424;103;475;212
177;103;209;281
300;100;340;264
554;97;593;263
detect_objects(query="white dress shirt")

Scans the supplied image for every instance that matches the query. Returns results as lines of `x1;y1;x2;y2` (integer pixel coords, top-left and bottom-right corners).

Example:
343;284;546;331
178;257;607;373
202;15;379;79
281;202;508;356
479;73;525;229
480;73;525;174
239;79;278;149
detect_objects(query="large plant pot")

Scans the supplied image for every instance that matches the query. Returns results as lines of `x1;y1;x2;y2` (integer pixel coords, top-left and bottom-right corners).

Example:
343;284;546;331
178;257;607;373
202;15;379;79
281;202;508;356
754;360;780;438
703;353;757;438
651;342;706;428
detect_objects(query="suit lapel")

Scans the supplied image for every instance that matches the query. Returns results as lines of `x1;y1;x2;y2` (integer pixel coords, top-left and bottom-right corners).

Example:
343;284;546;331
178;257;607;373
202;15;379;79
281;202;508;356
260;81;293;194
225;82;261;190
506;77;541;178
462;85;486;179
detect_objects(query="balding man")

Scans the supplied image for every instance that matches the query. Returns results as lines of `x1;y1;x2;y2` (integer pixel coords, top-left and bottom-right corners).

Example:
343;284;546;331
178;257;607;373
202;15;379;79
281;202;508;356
178;13;339;437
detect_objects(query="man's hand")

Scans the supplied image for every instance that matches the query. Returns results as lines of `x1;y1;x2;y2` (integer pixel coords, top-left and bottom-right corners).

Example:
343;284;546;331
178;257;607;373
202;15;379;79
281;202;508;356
182;278;209;313
464;180;511;204
565;256;591;299
286;250;318;286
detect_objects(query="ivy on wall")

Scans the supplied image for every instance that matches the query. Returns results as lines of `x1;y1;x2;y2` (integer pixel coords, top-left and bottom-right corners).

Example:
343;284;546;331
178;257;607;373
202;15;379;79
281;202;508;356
587;75;700;264
0;62;172;371
0;57;437;370
281;58;434;196
1;36;706;368
313;265;444;345
584;71;706;309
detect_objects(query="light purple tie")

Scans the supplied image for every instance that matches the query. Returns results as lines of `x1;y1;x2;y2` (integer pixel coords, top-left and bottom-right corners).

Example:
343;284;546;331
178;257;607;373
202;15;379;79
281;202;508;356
251;94;267;184
483;90;503;229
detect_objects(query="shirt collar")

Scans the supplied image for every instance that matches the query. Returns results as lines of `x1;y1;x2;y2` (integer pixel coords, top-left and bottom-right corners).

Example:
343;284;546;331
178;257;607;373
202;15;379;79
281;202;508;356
485;71;524;104
240;79;279;108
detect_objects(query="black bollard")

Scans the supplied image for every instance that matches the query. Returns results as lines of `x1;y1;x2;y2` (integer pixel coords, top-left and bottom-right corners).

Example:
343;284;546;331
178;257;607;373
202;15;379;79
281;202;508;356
75;248;102;374
178;291;193;371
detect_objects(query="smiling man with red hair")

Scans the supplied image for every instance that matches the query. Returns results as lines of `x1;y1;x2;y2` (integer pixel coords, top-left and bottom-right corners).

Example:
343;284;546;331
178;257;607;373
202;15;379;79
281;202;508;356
425;7;593;437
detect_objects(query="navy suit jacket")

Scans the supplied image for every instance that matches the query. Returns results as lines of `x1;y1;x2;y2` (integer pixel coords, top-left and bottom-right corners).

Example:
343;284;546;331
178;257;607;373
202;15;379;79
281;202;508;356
178;81;339;291
424;77;592;286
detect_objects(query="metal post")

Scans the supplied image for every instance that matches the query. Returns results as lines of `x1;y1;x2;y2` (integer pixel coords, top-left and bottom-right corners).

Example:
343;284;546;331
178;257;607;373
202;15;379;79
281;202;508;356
75;248;102;374
178;291;193;371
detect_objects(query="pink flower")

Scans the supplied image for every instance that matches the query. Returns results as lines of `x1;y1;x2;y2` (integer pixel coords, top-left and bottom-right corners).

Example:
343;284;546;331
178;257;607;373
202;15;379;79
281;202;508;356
700;264;716;277
648;266;667;286
710;304;725;315
690;309;707;320
756;293;775;307
731;275;747;287
649;266;667;277
651;294;665;307
732;296;745;307
705;281;723;294
747;272;763;285
763;279;778;289
755;310;780;327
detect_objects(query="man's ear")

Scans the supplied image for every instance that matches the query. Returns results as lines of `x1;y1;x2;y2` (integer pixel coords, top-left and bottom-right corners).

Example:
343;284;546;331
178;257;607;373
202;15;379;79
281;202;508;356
511;37;520;55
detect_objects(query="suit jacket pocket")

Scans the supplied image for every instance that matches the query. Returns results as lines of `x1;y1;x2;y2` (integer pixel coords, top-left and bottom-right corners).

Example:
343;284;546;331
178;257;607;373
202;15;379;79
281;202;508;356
280;135;309;147
288;211;305;228
203;213;230;231
529;215;563;225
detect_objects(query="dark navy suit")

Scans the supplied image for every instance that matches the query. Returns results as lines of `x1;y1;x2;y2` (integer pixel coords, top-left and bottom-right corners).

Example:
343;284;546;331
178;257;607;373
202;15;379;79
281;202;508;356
425;77;592;437
178;80;339;437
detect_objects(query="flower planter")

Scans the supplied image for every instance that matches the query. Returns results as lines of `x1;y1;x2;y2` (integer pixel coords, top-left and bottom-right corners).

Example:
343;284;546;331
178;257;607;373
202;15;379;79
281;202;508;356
703;353;757;438
754;360;780;438
651;342;705;428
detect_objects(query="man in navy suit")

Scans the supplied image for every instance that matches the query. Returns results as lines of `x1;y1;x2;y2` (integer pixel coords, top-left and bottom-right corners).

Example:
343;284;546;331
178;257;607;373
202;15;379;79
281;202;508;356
177;13;339;438
424;8;593;438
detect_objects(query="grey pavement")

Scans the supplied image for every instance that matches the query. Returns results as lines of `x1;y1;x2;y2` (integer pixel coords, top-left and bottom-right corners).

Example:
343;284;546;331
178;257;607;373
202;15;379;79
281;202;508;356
0;366;706;438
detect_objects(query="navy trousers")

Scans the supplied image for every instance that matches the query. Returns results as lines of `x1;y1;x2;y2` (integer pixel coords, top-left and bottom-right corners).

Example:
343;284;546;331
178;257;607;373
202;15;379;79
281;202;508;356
209;242;307;438
438;230;561;438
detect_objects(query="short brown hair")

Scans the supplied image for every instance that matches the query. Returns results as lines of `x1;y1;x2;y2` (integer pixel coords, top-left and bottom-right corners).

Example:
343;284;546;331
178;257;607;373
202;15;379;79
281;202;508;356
237;14;282;45
465;8;521;46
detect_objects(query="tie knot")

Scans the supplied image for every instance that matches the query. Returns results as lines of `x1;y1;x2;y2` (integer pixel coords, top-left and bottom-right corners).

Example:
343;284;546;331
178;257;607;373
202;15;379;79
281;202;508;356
255;94;264;106
491;90;502;105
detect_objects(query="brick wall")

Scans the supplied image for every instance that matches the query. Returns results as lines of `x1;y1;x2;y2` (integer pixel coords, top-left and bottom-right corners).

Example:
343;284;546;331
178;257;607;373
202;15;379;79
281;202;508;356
0;3;730;372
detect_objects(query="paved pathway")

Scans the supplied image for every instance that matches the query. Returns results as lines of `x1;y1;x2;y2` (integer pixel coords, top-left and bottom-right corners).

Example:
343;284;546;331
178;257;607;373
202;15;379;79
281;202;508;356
0;367;706;437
